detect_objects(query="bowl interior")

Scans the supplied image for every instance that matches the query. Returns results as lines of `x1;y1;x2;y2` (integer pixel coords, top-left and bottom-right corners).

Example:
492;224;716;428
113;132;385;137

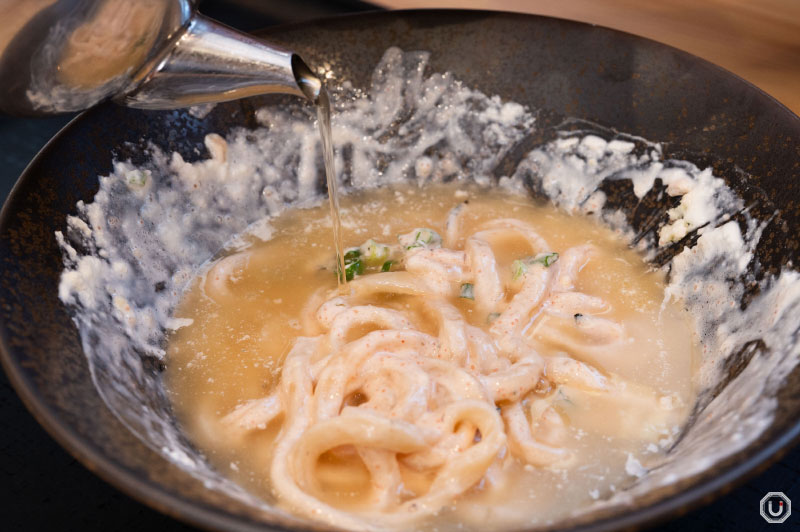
2;10;800;532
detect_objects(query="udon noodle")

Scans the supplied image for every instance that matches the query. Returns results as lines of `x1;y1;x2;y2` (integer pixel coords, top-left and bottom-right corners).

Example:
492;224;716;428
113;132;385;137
166;184;695;531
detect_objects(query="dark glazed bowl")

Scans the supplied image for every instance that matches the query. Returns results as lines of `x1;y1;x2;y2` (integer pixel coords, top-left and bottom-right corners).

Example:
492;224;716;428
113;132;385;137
1;9;799;532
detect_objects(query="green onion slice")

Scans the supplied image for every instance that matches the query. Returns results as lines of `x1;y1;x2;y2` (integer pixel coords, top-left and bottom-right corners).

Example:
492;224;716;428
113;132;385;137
460;283;475;300
511;252;559;279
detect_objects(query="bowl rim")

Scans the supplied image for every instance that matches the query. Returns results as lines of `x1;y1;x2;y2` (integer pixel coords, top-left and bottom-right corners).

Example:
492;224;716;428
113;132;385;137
2;8;800;532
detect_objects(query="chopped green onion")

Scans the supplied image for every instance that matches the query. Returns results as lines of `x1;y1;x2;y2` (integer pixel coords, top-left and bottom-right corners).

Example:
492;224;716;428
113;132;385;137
511;259;528;280
402;228;442;250
460;283;475;300
511;252;560;280
487;312;501;324
337;248;364;282
126;169;149;187
381;260;394;272
360;239;391;266
533;252;559;267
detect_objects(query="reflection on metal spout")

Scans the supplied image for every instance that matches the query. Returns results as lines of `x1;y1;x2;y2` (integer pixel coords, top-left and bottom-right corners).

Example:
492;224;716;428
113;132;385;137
121;15;318;109
0;0;317;114
292;55;322;104
0;0;192;115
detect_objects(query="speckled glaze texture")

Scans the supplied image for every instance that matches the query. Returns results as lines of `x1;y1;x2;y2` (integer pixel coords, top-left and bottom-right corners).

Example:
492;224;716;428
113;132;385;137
1;10;799;532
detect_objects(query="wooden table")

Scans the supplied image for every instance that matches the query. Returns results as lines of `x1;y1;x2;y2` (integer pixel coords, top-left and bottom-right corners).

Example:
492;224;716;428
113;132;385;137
379;0;800;115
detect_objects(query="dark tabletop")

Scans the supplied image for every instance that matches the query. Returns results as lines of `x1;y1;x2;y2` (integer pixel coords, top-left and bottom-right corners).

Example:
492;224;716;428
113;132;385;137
1;1;797;530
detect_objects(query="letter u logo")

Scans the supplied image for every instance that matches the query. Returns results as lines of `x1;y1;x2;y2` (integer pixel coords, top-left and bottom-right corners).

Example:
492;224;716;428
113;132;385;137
768;500;784;517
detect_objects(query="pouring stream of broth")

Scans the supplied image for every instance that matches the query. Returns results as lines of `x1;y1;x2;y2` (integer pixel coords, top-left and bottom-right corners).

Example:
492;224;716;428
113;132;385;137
295;65;346;287
315;87;347;287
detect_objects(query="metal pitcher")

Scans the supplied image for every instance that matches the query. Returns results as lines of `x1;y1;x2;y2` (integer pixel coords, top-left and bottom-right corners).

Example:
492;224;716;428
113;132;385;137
0;0;322;115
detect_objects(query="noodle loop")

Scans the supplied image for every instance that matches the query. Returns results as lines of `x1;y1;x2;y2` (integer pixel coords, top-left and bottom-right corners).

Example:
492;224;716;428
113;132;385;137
220;211;680;531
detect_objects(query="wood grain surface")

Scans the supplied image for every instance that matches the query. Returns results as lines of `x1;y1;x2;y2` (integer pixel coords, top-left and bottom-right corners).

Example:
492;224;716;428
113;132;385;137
378;0;800;115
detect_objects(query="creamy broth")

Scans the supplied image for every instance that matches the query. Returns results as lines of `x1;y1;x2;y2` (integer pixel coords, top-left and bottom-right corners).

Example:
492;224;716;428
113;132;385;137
165;183;696;530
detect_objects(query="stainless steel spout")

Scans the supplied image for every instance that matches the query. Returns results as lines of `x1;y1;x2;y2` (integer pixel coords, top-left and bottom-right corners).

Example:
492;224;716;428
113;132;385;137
0;0;322;116
120;15;322;109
